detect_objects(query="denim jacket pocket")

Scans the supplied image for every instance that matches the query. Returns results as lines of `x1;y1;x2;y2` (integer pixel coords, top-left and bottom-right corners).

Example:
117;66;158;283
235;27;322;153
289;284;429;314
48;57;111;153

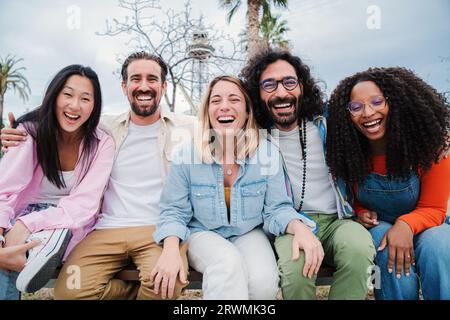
190;184;217;222
240;180;266;221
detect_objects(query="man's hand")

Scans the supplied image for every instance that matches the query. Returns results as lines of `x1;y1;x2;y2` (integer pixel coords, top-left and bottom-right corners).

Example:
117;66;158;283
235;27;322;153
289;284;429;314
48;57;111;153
287;219;324;279
0;240;41;272
1;112;27;153
150;236;187;299
355;210;379;229
378;220;415;278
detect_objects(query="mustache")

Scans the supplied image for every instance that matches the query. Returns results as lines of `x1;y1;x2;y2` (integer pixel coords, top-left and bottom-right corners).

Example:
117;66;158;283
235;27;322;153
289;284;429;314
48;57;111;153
268;96;297;109
133;89;156;98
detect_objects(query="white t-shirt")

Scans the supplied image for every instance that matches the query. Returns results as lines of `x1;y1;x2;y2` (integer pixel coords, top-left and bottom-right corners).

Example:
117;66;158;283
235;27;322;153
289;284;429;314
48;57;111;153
34;171;75;205
278;122;337;214
96;121;163;228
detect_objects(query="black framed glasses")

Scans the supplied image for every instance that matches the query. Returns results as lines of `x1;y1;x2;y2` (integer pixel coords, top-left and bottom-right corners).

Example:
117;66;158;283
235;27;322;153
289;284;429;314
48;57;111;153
347;96;388;116
259;76;299;93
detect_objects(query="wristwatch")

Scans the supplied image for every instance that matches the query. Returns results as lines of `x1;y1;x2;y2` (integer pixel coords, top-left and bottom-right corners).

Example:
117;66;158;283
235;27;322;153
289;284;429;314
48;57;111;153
0;235;5;248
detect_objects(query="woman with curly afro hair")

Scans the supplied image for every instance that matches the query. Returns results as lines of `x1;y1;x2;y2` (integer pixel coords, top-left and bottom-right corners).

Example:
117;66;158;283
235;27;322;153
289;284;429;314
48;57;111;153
326;67;450;300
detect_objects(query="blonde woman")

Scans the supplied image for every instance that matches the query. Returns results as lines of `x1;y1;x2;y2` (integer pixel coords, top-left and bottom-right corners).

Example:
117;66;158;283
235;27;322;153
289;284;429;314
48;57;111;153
152;75;322;300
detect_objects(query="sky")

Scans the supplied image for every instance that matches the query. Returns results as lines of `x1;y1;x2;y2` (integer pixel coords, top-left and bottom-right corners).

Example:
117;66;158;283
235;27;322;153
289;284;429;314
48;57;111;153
1;0;449;120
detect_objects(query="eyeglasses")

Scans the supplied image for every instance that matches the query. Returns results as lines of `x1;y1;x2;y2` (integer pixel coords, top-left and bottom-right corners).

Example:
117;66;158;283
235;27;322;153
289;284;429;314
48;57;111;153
347;96;388;116
259;76;299;93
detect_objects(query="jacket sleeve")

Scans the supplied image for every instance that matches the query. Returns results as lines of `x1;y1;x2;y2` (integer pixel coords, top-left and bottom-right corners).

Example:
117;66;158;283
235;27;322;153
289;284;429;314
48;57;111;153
262;152;304;236
0;126;37;229
153;144;194;245
398;156;450;235
19;133;115;232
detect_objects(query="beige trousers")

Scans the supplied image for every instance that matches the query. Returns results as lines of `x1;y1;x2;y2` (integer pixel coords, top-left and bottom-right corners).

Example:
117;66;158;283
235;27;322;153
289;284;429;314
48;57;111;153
54;226;188;300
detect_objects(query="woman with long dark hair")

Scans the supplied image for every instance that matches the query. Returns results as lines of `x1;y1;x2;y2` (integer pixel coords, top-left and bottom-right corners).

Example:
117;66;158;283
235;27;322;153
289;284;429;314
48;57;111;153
0;65;115;299
326;67;450;300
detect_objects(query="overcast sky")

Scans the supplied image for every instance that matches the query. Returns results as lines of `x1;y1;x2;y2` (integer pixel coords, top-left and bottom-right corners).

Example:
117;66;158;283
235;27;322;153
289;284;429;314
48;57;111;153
1;0;449;119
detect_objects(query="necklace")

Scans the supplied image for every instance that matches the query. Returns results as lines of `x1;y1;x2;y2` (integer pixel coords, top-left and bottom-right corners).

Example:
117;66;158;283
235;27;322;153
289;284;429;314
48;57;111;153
226;168;233;176
297;118;307;212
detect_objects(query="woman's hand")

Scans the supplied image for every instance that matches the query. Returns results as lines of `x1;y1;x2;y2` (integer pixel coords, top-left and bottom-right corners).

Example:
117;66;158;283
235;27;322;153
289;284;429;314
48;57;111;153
355;210;379;228
3;221;32;272
287;219;324;279
0;240;41;272
378;220;415;278
150;236;188;299
4;220;31;247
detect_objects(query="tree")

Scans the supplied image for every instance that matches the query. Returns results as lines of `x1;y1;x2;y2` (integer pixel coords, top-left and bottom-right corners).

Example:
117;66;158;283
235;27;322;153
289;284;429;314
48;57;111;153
97;0;244;113
260;14;290;50
219;0;288;58
240;13;290;51
0;55;30;129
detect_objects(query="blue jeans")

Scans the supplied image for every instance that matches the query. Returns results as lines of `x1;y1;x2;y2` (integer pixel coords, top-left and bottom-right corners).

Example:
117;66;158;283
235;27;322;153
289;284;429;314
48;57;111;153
0;269;20;300
0;203;55;300
358;172;450;300
370;221;450;300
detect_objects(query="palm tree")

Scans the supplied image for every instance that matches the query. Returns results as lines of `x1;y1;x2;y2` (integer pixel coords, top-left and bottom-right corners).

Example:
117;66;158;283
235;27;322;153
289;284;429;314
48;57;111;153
240;13;290;51
0;55;31;129
219;0;288;58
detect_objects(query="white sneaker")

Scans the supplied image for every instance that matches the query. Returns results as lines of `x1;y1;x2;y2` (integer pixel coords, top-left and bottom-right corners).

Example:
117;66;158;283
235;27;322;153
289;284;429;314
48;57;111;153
16;229;71;293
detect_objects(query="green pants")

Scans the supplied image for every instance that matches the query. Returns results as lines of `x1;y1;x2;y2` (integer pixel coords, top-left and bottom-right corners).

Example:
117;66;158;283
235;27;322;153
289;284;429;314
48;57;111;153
275;213;376;300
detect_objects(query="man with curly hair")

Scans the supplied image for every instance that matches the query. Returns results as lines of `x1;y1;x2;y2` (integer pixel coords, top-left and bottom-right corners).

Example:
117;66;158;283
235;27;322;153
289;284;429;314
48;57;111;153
240;49;376;300
326;67;450;300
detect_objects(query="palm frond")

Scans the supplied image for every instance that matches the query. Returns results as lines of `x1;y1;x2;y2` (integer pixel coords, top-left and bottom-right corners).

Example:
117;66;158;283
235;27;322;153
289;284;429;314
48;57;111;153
226;0;242;23
9;81;30;101
271;0;288;8
218;0;242;23
0;54;31;103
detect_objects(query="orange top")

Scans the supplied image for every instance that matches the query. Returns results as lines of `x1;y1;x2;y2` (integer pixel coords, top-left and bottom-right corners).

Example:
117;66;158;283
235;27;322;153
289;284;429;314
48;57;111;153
224;187;231;209
353;155;450;235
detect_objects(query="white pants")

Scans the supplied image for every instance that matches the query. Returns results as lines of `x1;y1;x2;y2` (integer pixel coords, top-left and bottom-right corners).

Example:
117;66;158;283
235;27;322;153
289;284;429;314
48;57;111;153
187;228;279;300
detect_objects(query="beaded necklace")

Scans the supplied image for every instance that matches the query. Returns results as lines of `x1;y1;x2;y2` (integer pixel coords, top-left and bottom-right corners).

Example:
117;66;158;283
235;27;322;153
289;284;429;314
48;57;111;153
297;118;307;212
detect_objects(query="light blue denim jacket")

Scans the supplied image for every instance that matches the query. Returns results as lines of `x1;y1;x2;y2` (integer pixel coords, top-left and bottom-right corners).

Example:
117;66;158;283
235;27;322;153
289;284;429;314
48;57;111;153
153;138;313;244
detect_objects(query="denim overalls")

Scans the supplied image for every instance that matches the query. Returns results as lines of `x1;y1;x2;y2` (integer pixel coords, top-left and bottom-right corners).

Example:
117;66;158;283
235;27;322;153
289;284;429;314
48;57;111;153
358;172;450;300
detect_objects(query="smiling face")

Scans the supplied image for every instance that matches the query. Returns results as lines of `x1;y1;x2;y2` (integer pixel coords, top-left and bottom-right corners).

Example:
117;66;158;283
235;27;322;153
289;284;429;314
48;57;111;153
349;80;389;146
55;75;95;135
208;80;248;135
121;59;167;123
259;59;303;131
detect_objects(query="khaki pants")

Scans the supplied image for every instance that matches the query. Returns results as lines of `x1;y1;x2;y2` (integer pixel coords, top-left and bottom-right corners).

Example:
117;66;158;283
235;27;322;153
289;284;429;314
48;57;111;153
54;226;188;300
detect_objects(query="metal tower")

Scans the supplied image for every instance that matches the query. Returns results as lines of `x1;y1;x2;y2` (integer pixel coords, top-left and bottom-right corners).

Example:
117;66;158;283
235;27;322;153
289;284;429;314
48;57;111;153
186;28;215;114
